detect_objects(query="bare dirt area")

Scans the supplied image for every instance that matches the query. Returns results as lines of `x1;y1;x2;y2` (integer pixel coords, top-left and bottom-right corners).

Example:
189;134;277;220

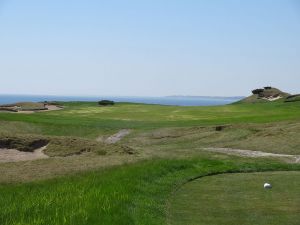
203;147;300;163
0;146;49;163
97;129;132;144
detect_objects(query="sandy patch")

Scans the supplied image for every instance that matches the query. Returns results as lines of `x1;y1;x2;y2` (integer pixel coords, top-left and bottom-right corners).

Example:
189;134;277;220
203;147;300;163
261;96;282;101
97;129;131;144
0;104;64;114
0;146;49;163
18;104;63;113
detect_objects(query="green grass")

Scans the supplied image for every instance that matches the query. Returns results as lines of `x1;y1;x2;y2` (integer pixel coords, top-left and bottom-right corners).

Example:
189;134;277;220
0;101;299;138
0;157;299;225
285;95;300;102
0;101;299;225
169;171;300;225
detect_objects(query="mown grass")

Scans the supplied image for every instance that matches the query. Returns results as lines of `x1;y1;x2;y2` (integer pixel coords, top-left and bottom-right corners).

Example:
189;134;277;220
0;157;299;225
0;101;299;138
169;171;300;225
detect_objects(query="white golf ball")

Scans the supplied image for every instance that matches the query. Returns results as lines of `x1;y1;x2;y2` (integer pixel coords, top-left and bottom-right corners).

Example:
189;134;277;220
264;183;272;189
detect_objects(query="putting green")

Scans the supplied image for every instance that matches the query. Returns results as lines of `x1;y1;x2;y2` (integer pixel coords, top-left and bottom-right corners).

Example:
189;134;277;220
168;171;300;225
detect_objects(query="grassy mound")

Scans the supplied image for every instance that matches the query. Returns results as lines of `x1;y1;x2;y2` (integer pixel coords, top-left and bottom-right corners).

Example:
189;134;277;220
238;87;290;103
0;133;135;157
45;136;135;157
285;94;300;103
0;102;47;111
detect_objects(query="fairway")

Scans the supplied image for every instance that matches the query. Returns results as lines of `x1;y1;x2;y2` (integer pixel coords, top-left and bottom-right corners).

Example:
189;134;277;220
168;171;300;225
1;101;300;138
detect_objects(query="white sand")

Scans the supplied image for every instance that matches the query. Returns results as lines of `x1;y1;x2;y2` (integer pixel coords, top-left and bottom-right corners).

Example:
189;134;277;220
203;147;300;163
0;146;48;163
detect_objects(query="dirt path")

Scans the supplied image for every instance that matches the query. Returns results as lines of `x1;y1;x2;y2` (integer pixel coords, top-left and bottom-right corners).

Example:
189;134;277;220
99;129;131;144
0;146;49;163
203;147;300;163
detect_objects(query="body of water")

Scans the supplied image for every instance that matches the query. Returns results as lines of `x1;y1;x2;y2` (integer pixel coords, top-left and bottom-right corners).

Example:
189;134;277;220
0;94;243;106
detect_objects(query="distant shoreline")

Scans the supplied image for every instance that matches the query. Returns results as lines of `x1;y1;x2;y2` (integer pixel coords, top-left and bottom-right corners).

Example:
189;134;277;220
166;95;245;99
0;94;243;107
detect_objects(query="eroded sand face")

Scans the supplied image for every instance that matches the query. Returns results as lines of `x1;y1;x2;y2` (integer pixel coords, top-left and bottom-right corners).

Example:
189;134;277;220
0;146;48;163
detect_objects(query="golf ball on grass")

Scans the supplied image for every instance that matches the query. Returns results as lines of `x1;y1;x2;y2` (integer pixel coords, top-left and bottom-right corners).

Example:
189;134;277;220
264;183;272;189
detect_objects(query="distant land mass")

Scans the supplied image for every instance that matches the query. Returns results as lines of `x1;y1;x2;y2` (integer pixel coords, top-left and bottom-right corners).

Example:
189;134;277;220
0;94;243;106
167;95;245;99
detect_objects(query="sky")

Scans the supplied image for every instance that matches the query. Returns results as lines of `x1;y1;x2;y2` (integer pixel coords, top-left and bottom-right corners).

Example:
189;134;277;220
0;0;299;97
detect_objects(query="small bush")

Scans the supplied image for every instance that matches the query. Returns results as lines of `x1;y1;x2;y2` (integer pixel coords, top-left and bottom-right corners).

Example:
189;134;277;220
252;89;264;95
98;100;115;106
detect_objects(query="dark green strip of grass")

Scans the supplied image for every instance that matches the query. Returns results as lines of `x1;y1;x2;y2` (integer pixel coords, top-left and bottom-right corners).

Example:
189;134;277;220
0;158;299;225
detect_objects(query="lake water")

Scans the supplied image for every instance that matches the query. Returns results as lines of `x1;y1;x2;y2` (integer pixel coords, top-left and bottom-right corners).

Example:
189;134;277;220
0;95;243;106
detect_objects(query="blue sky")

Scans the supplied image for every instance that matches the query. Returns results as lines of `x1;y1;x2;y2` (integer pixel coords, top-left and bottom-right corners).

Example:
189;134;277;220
0;0;299;96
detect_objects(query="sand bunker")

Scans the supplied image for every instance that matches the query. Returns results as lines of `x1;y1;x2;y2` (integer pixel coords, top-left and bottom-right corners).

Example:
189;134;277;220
17;104;63;114
0;104;63;114
105;129;131;144
203;147;300;163
0;146;48;163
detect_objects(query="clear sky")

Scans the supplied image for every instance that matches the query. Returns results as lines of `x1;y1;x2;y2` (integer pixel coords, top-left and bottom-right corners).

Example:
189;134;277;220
0;0;299;96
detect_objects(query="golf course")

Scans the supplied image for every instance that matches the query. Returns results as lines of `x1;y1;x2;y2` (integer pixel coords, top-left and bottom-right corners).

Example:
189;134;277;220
2;0;299;224
0;97;299;225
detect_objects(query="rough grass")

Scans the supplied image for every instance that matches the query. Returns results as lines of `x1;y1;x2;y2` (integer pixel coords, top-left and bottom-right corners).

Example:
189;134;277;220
129;122;300;155
0;102;46;110
0;133;134;157
46;137;134;157
285;95;300;102
169;171;300;225
0;158;299;225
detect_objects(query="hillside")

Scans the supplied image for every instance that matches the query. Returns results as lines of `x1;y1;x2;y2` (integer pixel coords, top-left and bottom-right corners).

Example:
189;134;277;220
239;87;290;103
285;94;300;102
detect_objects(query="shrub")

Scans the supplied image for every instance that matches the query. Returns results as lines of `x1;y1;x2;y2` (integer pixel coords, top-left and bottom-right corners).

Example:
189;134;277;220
252;89;264;95
98;100;115;106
